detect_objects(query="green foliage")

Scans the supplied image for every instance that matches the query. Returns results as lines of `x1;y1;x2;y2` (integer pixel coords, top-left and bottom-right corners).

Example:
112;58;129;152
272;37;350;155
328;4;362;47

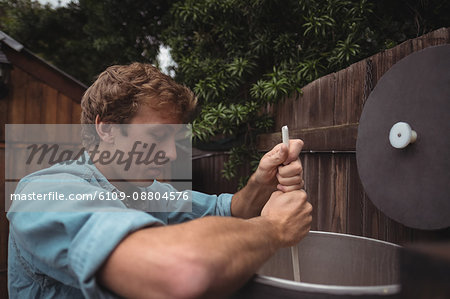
0;0;175;84
162;0;450;185
221;145;263;189
1;0;448;186
162;0;376;184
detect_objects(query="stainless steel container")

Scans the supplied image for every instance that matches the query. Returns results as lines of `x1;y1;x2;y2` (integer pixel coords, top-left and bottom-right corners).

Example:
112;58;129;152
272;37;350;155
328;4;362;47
233;231;400;298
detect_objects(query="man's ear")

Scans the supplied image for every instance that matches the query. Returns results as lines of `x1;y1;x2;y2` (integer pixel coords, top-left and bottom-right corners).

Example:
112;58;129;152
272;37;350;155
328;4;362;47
95;115;115;144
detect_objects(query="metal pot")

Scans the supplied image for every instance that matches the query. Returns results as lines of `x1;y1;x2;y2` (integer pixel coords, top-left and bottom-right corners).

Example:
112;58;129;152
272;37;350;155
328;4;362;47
234;231;400;298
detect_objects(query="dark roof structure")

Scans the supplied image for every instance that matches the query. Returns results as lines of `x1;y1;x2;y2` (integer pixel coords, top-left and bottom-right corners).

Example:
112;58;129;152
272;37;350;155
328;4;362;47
0;30;87;102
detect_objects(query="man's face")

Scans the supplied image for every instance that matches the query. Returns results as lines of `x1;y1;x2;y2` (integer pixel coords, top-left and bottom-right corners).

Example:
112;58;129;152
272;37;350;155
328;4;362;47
107;104;183;187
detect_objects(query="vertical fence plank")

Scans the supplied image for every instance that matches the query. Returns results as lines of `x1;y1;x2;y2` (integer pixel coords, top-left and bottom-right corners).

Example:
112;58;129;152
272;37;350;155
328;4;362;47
56;93;73;123
317;73;336;127
303;154;319;231
71;101;82;124
347;61;366;124
346;156;364;236
309;74;335;128
330;155;348;233
25;79;43;124
0;84;9;141
316;154;333;232
333;66;349;125
41;85;59;124
8;68;27;124
301;81;319;128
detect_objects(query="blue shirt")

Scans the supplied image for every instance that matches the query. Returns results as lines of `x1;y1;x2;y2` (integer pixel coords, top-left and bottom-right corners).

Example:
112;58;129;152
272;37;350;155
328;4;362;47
7;154;233;298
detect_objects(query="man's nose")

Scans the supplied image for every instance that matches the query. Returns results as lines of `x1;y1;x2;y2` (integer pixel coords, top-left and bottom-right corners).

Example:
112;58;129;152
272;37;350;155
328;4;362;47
165;138;177;162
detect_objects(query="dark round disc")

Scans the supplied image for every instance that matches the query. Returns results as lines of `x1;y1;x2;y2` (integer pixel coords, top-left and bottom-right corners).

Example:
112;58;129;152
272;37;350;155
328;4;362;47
356;45;450;230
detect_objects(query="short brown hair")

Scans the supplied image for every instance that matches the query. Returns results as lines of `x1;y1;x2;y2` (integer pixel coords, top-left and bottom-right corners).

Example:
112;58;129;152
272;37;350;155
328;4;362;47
81;63;197;147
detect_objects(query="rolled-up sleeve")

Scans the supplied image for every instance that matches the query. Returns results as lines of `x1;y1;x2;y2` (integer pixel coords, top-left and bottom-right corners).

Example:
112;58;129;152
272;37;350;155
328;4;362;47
69;211;163;297
8;210;162;298
191;191;233;217
214;193;233;216
167;191;233;224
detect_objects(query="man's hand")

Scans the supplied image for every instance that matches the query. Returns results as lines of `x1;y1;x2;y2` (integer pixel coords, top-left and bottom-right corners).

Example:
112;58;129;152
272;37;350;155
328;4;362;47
261;190;312;247
254;139;304;188
277;157;304;192
230;139;304;219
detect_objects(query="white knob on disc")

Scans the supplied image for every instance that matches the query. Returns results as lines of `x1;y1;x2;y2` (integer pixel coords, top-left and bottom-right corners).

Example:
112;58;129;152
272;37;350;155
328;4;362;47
389;122;417;149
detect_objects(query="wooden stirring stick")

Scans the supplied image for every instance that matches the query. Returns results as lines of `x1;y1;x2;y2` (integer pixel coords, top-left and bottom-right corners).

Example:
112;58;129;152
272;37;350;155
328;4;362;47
282;125;301;282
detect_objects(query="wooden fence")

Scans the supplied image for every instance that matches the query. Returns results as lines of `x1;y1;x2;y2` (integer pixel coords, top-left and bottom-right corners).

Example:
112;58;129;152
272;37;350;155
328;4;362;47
193;27;450;245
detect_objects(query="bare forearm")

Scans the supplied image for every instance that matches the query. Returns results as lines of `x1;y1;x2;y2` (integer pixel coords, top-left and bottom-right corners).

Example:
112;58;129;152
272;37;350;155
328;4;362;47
99;215;279;299
231;174;276;218
185;216;279;297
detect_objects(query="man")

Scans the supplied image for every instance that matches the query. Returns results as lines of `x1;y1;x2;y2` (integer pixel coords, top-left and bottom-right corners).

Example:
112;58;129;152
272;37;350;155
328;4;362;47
7;63;312;298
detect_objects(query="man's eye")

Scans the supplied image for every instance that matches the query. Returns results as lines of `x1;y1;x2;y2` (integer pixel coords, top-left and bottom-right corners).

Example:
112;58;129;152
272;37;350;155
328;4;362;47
151;133;168;141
